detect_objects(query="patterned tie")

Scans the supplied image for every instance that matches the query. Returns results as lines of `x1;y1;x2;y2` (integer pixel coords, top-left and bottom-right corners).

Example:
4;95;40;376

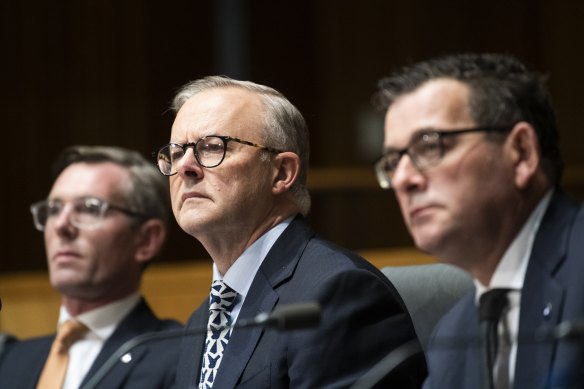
36;319;88;389
199;280;238;389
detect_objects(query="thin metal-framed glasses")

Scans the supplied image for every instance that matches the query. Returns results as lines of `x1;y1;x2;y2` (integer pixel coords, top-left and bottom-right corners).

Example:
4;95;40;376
155;135;284;176
374;126;512;190
30;196;146;231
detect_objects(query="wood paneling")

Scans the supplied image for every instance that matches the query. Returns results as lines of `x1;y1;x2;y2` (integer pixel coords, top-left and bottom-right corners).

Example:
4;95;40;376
2;1;584;272
0;247;434;338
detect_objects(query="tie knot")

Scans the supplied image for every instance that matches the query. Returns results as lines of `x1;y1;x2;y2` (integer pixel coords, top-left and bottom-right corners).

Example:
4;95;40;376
55;320;88;354
479;288;511;323
209;280;238;312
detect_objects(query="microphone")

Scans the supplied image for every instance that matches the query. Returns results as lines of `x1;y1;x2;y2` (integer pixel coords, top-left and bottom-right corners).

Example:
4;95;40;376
81;301;321;389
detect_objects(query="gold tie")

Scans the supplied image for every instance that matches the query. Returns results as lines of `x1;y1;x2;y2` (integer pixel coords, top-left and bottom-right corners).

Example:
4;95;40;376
36;319;88;389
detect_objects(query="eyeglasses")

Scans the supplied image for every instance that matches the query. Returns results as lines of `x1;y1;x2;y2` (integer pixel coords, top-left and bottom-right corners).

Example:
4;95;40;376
155;135;284;176
374;126;511;189
30;197;146;231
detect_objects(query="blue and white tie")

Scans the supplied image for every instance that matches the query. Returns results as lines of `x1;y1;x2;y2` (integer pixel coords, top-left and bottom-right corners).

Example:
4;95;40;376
199;279;238;389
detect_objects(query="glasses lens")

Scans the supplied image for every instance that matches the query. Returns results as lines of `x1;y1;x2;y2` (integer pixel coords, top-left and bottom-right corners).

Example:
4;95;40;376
157;144;181;175
196;137;226;168
374;155;400;190
410;133;441;169
72;198;105;229
30;201;50;231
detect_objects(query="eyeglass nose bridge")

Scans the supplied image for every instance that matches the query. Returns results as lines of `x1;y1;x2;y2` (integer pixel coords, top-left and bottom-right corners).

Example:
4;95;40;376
174;142;203;171
40;202;76;231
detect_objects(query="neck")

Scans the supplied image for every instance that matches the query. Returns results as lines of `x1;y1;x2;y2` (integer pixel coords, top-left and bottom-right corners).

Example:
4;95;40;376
203;212;296;276
446;187;550;286
61;291;137;317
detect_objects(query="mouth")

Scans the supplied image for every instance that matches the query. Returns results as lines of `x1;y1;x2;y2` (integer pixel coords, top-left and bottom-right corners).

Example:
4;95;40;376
52;250;81;264
409;205;435;221
181;191;206;203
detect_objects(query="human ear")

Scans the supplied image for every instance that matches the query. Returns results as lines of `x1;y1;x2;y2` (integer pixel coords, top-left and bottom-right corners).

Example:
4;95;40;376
508;122;541;189
134;219;167;264
272;152;301;194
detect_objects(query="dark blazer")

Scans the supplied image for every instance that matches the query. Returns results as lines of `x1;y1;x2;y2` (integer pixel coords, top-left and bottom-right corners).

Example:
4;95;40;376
176;216;427;389
423;191;584;389
0;298;182;389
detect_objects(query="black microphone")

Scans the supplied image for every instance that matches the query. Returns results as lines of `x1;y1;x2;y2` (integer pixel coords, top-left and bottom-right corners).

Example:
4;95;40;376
81;301;321;389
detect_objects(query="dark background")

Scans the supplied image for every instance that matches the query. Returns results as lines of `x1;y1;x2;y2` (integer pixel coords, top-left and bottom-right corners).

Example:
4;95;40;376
2;1;584;272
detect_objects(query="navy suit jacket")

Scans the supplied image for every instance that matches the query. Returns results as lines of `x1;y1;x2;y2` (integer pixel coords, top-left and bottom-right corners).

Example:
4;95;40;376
176;216;427;389
423;191;584;389
0;298;182;389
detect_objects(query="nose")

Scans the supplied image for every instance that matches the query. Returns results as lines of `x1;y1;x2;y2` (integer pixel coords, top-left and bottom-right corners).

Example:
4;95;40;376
51;205;78;239
390;154;426;193
175;147;204;179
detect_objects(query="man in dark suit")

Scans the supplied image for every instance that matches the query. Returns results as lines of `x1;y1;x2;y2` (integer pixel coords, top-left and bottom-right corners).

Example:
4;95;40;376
0;146;181;388
154;76;427;388
374;53;584;388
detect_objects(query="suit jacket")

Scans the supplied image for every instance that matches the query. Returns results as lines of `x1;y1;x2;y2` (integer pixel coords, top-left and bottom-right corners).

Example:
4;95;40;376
0;298;182;389
176;216;427;389
423;190;584;389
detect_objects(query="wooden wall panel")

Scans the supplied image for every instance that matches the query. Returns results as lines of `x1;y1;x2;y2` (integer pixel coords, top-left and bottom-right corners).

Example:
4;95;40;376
1;1;584;273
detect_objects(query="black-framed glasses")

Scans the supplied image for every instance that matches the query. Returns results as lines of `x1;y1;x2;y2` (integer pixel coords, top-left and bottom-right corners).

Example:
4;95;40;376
30;197;146;231
374;126;512;190
155;135;284;176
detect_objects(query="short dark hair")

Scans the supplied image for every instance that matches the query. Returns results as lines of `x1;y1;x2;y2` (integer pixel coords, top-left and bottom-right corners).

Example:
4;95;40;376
52;145;171;227
376;53;563;184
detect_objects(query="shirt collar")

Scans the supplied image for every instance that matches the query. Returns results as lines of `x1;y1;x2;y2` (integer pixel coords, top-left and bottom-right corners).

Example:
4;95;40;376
59;293;141;340
212;216;294;299
475;189;553;300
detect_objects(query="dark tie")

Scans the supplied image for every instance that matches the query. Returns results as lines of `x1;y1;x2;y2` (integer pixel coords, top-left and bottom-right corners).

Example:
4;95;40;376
479;288;511;389
199;280;238;389
36;319;88;389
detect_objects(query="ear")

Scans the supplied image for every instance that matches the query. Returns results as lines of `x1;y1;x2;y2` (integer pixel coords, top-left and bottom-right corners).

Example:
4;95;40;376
133;219;167;264
507;122;541;189
271;152;301;195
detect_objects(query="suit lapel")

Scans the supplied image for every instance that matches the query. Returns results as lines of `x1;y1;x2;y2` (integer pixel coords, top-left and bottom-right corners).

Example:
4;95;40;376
515;192;578;388
211;216;314;388
80;299;163;388
177;301;209;389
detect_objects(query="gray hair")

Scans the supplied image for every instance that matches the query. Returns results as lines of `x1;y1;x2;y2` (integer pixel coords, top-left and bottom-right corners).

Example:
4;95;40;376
52;145;171;227
172;76;311;215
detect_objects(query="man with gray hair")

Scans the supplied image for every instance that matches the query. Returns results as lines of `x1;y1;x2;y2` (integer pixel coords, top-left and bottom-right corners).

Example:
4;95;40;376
155;76;426;388
0;146;181;388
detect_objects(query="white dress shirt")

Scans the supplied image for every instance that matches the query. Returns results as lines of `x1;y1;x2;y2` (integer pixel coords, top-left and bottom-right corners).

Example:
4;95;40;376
59;293;141;389
475;190;552;384
211;217;293;326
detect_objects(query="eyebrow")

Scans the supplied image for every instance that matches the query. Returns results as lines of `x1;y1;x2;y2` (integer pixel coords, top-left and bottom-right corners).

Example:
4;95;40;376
383;129;436;153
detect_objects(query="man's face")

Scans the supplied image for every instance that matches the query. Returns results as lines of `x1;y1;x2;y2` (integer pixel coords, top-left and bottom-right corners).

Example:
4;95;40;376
384;79;516;262
44;162;144;300
169;87;276;239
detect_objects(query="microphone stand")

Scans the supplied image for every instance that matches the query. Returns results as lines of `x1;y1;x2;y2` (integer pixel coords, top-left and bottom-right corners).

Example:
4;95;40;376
348;338;422;389
81;301;320;389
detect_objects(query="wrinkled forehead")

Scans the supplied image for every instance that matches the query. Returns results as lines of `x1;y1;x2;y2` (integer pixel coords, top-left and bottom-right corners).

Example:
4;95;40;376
383;79;474;148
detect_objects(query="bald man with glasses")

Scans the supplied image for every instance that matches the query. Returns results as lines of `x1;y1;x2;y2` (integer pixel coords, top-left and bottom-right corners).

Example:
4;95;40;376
0;146;182;389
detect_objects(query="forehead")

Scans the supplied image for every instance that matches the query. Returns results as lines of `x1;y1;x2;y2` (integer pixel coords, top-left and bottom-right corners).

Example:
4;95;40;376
49;162;130;201
384;78;474;147
171;87;265;141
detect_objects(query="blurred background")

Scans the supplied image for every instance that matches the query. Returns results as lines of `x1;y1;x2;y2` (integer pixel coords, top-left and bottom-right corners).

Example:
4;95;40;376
2;0;584;273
